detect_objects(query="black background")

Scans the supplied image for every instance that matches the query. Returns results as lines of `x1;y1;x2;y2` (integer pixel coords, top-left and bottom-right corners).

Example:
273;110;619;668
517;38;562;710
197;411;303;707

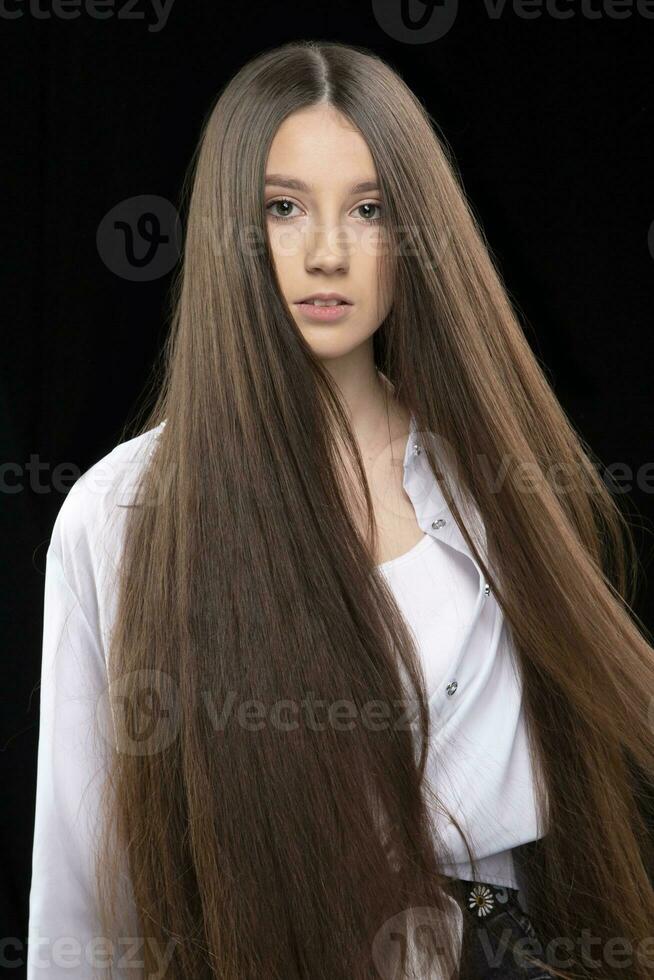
2;2;654;973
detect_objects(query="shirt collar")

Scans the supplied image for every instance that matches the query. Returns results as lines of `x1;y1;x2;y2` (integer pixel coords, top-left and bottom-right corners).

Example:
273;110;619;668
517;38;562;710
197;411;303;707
402;414;488;565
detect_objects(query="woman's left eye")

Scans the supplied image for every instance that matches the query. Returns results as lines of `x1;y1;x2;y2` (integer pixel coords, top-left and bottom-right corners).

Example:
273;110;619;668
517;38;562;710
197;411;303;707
354;202;382;222
265;199;383;222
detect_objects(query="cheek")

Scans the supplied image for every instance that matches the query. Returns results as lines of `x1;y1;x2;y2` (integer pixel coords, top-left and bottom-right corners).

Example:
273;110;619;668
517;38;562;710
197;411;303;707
358;258;394;320
268;249;298;302
268;224;304;264
356;225;393;292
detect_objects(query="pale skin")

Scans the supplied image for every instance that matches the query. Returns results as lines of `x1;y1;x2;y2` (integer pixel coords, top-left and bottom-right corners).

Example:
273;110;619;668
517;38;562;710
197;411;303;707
264;103;425;566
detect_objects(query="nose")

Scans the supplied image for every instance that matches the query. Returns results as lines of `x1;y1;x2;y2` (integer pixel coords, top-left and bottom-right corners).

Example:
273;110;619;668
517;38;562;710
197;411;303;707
304;221;349;275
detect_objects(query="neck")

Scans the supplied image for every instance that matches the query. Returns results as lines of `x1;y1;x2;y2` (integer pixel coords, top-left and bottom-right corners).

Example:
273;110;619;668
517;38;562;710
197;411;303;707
320;341;410;454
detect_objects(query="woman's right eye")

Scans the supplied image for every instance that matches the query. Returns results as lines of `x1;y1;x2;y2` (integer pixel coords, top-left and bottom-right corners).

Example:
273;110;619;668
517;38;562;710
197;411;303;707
266;198;302;221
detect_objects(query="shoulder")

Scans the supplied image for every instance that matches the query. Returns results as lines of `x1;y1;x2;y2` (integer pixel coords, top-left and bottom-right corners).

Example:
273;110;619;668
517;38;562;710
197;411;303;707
47;421;167;615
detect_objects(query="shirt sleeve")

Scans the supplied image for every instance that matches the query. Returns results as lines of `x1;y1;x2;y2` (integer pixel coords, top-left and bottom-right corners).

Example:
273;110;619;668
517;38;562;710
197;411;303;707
26;544;117;978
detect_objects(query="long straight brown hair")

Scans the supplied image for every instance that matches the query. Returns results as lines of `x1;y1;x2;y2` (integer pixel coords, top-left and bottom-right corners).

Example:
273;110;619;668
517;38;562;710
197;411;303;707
93;40;654;979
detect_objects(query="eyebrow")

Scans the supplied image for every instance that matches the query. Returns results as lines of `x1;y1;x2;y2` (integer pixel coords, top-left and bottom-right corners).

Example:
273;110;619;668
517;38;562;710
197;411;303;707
264;174;380;194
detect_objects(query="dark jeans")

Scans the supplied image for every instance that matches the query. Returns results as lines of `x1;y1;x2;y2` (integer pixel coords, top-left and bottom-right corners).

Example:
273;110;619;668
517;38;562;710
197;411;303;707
448;877;552;979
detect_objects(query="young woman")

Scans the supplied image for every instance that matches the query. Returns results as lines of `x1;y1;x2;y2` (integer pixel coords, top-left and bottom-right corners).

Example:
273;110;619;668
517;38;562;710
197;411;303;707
27;40;654;980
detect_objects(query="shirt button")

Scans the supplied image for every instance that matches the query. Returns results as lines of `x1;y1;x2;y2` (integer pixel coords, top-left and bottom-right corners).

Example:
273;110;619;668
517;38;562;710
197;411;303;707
412;442;422;456
446;680;458;696
431;518;447;530
484;584;491;595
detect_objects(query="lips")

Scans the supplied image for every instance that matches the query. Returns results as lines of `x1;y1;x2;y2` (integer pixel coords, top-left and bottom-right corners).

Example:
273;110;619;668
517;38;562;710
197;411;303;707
295;293;353;305
304;300;346;305
294;300;353;322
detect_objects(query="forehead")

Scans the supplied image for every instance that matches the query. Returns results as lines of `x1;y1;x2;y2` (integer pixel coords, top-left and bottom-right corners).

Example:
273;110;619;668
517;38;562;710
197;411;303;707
266;106;377;191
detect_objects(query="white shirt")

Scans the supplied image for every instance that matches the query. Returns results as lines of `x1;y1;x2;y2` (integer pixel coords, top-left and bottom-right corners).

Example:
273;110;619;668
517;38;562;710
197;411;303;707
27;415;546;977
376;416;547;891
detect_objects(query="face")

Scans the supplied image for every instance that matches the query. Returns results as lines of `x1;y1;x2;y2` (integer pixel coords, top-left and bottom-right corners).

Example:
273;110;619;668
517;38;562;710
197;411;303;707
264;104;394;362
